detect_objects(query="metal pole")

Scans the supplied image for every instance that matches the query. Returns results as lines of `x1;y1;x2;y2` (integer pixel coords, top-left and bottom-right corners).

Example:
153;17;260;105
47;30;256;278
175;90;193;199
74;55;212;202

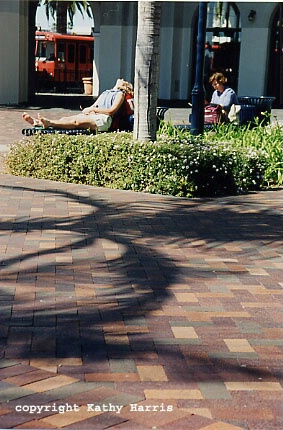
190;2;207;136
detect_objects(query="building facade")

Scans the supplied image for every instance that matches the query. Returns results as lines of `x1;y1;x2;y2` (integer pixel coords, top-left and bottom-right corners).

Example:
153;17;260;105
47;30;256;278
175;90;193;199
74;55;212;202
0;1;281;106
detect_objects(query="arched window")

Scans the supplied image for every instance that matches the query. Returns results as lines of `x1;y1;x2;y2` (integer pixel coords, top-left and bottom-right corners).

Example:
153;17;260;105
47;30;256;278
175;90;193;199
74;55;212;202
206;2;240;33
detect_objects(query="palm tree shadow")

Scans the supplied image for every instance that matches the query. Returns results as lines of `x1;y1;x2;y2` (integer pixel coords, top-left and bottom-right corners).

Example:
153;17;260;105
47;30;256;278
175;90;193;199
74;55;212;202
0;182;282;383
0;183;177;363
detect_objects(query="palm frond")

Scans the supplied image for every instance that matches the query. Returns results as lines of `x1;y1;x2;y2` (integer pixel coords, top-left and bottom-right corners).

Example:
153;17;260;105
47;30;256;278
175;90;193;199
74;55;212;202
39;0;93;33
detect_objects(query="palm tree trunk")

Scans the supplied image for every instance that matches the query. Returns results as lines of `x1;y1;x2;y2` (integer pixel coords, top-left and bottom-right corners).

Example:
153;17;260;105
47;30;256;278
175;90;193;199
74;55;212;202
134;1;161;142
56;1;68;34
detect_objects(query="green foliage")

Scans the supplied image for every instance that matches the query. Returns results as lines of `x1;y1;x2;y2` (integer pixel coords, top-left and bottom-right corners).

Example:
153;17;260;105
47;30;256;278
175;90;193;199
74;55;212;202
40;1;92;33
201;120;283;187
6;121;282;198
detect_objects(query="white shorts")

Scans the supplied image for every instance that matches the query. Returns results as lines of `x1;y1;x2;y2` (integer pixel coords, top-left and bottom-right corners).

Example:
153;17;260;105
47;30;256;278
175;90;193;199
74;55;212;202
88;113;112;132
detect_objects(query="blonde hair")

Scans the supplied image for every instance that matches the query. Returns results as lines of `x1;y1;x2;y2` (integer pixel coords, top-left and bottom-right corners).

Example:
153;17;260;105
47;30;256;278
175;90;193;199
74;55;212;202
117;81;134;96
124;82;134;96
122;81;134;96
209;72;227;85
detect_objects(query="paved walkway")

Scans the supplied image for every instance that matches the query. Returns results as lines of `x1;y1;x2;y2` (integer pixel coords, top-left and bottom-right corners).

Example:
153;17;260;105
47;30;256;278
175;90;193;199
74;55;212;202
1;104;283;159
0;103;282;429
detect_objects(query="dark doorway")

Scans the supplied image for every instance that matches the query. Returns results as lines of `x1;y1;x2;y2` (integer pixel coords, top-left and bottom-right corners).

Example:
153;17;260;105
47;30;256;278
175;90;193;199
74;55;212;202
267;4;283;107
191;2;241;102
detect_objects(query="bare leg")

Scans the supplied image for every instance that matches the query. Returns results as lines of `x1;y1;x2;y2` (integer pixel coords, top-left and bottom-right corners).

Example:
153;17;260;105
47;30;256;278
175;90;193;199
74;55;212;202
22;112;41;126
37;113;97;131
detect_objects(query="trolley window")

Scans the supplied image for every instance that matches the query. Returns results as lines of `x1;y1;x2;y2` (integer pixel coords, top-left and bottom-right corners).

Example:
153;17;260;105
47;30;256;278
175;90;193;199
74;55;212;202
57;42;65;62
68;44;75;63
79;45;87;64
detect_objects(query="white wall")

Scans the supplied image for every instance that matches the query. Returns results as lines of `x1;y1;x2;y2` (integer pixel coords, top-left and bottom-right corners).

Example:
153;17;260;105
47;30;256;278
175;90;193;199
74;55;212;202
0;0;29;105
238;28;269;96
98;24;136;92
159;25;175;100
159;1;197;100
0;1;20;104
18;0;29;103
237;2;276;96
0;1;278;105
96;1;197;100
85;1;279;100
99;25;123;90
179;25;193;100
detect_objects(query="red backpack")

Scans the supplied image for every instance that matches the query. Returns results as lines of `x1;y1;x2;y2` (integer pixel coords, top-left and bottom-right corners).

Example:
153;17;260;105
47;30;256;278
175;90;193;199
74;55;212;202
204;104;224;124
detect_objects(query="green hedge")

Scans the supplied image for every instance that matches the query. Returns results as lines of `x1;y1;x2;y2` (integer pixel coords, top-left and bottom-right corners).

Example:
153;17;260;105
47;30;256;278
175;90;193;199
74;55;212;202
6;121;282;197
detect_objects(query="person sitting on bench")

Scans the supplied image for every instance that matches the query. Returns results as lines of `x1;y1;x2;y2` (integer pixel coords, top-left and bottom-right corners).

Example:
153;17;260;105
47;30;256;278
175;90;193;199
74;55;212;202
22;79;133;133
209;72;239;121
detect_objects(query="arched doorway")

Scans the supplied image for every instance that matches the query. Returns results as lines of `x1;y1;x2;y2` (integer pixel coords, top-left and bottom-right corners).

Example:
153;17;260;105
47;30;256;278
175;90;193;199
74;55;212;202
192;2;241;102
267;4;283;107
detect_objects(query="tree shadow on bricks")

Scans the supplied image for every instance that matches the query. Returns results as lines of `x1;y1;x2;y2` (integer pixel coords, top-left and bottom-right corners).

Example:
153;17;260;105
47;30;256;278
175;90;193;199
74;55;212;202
0;180;282;385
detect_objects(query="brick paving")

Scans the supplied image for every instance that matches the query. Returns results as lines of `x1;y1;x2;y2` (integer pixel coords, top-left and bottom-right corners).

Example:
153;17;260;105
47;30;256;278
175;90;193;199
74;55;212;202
0;105;82;166
0;103;282;429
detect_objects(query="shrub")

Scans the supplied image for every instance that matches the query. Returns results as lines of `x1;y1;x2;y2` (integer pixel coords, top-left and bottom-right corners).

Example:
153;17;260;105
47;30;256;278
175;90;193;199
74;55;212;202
6;121;280;198
201;120;283;187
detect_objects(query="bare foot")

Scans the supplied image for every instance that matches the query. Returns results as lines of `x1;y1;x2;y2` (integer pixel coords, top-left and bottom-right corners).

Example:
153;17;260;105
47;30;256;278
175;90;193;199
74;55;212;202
37;114;51;129
22;112;41;126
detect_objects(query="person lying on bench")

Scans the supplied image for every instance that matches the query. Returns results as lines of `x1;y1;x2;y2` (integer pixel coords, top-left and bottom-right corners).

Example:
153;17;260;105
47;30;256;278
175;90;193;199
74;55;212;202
22;79;133;133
